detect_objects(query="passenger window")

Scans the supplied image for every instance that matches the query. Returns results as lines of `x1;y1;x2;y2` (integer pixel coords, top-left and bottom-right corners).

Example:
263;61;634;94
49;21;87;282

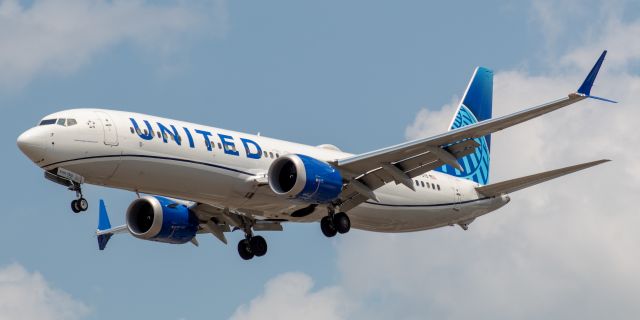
276;153;280;158
217;143;222;149
67;119;77;126
426;182;430;189
130;127;134;134
57;119;66;126
420;181;425;187
143;129;149;135
136;128;142;135
431;183;436;189
415;180;419;186
269;152;274;158
437;185;441;191
264;151;268;157
39;119;56;126
157;132;161;139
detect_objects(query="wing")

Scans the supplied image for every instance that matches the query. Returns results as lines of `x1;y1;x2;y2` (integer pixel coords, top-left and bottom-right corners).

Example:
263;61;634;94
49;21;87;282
334;51;614;212
475;159;610;197
190;203;283;245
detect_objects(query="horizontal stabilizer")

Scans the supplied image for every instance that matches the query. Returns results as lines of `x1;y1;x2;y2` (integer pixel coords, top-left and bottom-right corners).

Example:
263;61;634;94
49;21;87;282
475;159;610;197
96;199;127;250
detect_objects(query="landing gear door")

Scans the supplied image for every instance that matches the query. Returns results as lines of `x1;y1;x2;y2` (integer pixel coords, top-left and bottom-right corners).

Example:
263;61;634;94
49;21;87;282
95;111;119;146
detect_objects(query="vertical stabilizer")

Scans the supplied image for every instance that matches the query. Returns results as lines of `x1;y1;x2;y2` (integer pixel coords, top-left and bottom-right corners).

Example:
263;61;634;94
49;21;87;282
436;67;493;185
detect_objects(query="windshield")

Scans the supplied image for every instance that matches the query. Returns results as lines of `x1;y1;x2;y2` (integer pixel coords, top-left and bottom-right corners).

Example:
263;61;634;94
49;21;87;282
39;119;56;125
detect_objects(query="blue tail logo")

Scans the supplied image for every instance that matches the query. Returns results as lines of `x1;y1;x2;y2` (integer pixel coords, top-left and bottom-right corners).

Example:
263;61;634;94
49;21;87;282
436;67;493;185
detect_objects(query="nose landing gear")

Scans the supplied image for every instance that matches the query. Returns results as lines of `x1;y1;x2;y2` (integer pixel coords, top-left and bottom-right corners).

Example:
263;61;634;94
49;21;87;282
69;183;88;214
43;170;89;214
71;197;88;213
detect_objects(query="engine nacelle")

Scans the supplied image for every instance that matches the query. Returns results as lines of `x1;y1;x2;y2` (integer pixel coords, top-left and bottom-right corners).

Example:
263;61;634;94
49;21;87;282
268;154;343;203
126;196;198;244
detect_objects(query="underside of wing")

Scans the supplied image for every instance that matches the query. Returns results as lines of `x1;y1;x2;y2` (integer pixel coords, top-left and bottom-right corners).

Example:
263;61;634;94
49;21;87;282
475;159;610;197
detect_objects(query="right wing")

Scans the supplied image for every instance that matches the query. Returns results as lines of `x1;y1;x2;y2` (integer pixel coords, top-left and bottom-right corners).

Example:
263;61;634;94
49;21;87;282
475;159;610;197
335;51;614;212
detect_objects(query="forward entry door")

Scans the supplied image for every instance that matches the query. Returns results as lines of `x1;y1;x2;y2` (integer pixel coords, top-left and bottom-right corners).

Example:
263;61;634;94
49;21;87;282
95;111;119;146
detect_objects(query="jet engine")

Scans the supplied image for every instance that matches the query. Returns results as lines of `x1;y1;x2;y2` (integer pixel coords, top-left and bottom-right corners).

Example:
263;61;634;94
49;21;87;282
267;154;343;203
126;196;199;244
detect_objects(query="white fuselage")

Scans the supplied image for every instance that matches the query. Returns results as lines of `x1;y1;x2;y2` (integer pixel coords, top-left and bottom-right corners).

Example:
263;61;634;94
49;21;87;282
19;109;509;232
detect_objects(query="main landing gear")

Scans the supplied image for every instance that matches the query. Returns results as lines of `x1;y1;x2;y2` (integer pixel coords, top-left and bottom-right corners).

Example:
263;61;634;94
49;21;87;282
236;219;268;260
69;183;88;214
237;235;268;260
320;211;351;237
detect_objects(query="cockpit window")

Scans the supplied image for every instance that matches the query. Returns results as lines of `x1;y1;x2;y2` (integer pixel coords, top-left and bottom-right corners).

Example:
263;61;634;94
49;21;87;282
66;118;77;126
39;119;56;125
57;118;66;126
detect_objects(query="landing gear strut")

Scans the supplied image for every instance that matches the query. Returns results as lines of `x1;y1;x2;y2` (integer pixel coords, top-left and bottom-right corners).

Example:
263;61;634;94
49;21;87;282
69;183;88;213
320;211;351;238
236;219;268;260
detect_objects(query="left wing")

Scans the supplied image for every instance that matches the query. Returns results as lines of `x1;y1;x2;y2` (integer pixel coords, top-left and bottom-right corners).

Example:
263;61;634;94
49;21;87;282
334;50;613;211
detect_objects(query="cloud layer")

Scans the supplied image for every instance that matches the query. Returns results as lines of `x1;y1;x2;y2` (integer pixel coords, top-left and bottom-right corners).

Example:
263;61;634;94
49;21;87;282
229;273;350;320
0;263;89;320
0;0;226;90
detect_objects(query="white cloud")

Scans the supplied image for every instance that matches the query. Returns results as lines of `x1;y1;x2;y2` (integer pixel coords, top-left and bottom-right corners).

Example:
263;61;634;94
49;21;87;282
229;273;352;320
240;2;640;319
0;0;227;90
0;263;89;320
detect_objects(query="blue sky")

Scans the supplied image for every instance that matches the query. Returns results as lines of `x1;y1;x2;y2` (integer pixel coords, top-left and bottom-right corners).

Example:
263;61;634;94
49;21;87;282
1;1;639;319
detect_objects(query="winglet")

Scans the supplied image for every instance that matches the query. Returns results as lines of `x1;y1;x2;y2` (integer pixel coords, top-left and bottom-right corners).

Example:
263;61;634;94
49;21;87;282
97;199;112;250
577;50;607;96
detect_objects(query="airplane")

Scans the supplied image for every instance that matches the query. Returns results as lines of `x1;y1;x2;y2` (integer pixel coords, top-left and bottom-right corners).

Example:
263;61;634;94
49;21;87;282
16;51;614;260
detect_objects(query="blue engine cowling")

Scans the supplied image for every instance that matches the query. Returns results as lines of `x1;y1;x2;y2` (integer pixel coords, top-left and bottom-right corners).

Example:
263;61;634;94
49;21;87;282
126;196;198;244
267;154;343;203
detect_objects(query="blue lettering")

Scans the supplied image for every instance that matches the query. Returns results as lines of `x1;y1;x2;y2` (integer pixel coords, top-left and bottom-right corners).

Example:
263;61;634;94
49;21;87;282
157;122;181;146
241;138;262;159
183;127;195;148
218;134;239;156
195;129;214;151
130;118;154;140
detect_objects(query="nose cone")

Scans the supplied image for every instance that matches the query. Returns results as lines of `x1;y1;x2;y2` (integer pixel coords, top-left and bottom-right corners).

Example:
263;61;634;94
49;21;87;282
17;128;46;163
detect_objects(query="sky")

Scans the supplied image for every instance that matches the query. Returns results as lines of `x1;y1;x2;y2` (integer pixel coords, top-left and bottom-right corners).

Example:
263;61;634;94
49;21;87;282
1;0;639;319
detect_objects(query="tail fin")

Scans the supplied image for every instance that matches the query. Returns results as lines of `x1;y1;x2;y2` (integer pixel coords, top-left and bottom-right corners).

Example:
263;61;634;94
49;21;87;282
436;67;493;185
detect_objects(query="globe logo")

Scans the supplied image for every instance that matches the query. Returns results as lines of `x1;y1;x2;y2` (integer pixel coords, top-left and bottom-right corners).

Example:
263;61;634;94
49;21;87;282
436;105;490;185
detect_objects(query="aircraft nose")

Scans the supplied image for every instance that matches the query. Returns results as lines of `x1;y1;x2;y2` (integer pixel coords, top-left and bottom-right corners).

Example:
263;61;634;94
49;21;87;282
17;128;46;163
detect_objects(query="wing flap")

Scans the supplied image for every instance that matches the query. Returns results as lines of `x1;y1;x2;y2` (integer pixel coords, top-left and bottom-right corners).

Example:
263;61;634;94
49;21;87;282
475;159;610;197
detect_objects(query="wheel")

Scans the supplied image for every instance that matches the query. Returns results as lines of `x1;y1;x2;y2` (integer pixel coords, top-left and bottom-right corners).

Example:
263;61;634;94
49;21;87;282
333;212;351;234
237;239;254;260
71;200;81;213
78;198;89;211
320;216;337;238
250;236;268;257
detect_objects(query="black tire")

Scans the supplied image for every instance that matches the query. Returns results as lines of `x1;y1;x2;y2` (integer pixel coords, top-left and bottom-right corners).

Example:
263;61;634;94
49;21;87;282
71;200;81;213
78;198;89;211
250;236;268;257
237;239;254;260
334;212;351;234
320;216;337;238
